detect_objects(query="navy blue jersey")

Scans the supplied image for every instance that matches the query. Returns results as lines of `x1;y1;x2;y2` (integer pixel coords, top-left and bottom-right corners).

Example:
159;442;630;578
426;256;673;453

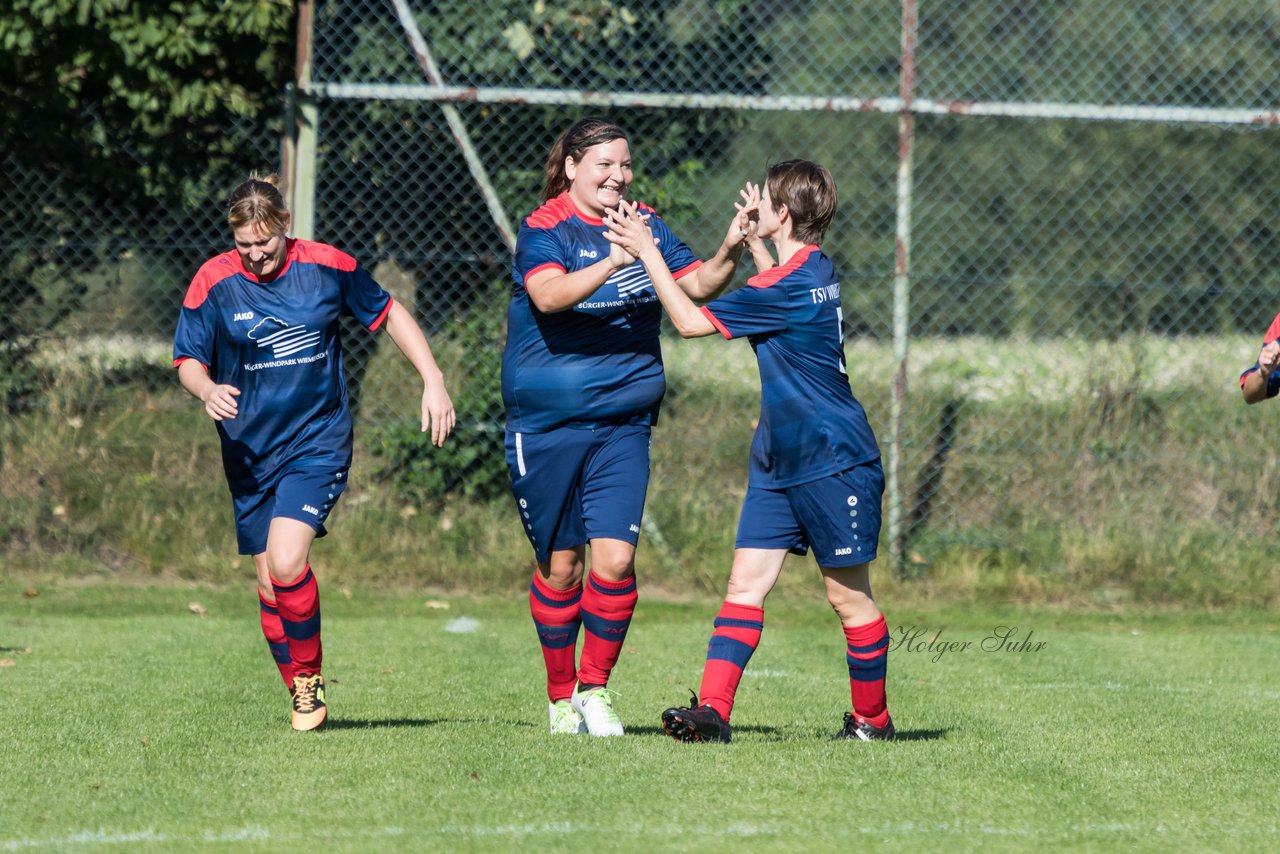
173;239;392;494
503;192;701;432
701;245;880;488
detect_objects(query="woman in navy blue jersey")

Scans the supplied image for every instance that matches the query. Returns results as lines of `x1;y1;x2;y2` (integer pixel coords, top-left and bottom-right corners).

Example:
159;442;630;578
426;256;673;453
174;174;454;731
505;117;754;735
606;160;896;744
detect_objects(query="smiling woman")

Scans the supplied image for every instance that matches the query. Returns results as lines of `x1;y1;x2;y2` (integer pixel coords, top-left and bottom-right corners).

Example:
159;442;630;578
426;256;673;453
501;116;760;737
171;172;456;732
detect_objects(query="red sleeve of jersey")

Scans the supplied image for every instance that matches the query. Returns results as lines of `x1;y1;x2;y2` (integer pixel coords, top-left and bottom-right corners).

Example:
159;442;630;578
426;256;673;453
700;305;733;339
524;262;566;284
172;356;208;369
672;259;703;281
1264;312;1280;342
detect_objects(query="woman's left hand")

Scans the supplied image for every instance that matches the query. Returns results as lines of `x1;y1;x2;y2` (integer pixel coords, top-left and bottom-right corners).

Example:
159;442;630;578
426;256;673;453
421;381;455;447
724;181;762;247
603;201;657;260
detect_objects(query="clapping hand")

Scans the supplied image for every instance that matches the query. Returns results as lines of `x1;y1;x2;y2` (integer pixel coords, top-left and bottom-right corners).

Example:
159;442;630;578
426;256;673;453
603;200;658;261
727;181;762;246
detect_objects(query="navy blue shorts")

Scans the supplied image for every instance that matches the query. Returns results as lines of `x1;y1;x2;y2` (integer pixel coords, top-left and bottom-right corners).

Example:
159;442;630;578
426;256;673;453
735;459;884;567
505;423;651;563
231;467;348;555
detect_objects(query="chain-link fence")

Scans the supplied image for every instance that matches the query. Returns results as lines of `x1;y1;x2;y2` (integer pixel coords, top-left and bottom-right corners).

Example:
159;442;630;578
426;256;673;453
1;103;282;404
5;0;1279;582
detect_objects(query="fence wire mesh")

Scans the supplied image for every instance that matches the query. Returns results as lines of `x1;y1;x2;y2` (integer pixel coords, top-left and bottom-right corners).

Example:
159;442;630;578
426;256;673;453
4;0;1279;577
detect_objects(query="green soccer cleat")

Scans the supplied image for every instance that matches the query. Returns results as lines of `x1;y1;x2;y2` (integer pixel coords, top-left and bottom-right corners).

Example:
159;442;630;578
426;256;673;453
549;699;587;734
570;685;624;736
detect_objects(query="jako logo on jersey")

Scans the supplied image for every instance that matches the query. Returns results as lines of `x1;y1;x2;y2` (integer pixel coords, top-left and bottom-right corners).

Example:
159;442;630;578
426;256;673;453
233;311;254;322
248;316;321;359
835;547;853;556
302;504;320;516
629;524;640;533
579;248;599;259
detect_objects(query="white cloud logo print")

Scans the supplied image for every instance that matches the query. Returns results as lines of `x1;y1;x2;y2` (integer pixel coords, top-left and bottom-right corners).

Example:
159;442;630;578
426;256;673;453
248;316;321;359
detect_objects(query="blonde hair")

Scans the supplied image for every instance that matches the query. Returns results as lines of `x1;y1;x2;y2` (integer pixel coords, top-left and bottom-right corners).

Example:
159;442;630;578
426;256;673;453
227;172;290;235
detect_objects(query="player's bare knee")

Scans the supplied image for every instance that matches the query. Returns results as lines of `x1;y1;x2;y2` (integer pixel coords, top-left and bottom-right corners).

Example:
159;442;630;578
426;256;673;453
590;553;635;582
725;573;769;607
541;551;584;589
827;587;876;622
266;553;308;584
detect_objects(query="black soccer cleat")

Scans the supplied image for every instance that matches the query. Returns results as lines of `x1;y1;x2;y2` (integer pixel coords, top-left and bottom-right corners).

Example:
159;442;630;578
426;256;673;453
661;693;731;744
835;711;895;741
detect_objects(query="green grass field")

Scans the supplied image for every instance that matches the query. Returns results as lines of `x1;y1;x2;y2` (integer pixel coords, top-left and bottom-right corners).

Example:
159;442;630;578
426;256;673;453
3;581;1279;852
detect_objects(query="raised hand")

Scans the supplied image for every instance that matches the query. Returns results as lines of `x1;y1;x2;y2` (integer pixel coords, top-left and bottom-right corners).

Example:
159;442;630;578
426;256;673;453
726;181;763;246
603;200;657;262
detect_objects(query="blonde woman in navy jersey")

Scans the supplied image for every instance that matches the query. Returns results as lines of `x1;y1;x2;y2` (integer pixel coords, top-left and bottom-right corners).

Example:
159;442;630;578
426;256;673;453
505;117;755;735
606;160;896;743
174;174;455;731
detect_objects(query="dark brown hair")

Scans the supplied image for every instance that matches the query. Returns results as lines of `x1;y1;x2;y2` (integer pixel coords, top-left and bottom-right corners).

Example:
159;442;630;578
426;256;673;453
227;172;290;235
541;117;629;200
765;159;837;244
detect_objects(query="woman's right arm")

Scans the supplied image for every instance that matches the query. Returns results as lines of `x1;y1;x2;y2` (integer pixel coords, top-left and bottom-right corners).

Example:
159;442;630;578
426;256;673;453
178;359;240;421
524;256;632;313
1243;340;1280;405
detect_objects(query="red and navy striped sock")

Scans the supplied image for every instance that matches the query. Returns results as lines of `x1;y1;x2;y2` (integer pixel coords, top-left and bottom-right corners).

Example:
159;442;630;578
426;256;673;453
577;571;638;687
272;565;323;677
844;613;890;727
697;602;764;721
529;571;583;701
258;592;294;687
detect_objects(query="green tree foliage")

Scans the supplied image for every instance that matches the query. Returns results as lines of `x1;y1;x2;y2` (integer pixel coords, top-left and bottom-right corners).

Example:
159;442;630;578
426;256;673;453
0;0;294;411
1;0;294;207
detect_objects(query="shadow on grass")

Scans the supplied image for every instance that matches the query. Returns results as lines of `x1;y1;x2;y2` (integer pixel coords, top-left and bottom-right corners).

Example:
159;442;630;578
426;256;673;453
626;724;781;737
889;727;950;742
323;718;447;730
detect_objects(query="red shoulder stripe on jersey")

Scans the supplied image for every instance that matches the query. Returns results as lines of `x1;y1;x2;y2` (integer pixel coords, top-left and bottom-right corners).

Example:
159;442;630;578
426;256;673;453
701;305;733;339
746;244;819;289
293;239;358;272
672;260;702;281
524;261;566;285
525;194;582;229
183;253;242;309
172;356;208;370
368;296;394;332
